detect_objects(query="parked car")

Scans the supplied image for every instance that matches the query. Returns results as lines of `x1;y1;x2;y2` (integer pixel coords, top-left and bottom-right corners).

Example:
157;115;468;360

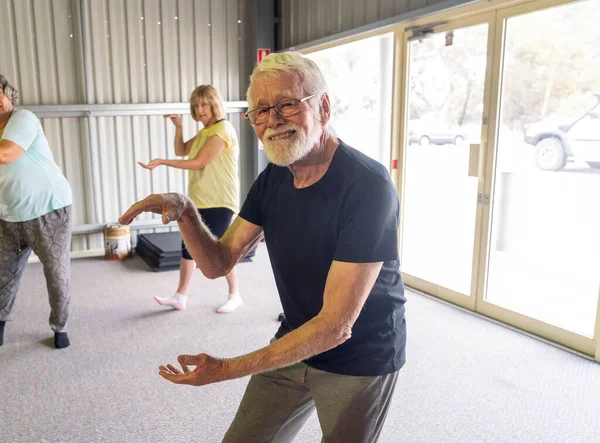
409;121;465;146
523;93;600;171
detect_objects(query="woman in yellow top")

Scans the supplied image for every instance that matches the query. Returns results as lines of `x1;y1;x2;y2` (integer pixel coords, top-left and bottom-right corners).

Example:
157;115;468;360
138;85;242;313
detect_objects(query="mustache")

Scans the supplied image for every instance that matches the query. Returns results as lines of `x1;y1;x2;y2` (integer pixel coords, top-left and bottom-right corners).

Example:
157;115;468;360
264;124;302;139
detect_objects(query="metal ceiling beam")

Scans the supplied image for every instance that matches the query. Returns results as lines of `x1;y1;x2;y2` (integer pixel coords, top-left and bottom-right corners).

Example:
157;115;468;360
21;101;249;118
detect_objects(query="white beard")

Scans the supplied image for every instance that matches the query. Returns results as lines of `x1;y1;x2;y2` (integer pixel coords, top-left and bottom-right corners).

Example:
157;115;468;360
262;123;322;166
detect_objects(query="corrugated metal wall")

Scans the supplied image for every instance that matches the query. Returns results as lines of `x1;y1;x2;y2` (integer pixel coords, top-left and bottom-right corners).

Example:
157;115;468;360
281;0;450;47
0;0;253;252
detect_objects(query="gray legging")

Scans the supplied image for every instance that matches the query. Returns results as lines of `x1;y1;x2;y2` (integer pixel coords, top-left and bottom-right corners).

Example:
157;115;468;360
0;206;71;332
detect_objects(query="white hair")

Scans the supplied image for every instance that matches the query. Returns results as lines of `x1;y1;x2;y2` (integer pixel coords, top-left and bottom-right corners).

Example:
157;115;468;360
246;51;328;109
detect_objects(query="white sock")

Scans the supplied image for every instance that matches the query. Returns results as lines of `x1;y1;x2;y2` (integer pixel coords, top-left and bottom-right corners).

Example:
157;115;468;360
217;292;243;313
154;292;187;310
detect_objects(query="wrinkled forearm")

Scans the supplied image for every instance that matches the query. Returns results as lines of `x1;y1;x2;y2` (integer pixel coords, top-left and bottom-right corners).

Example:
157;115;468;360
177;203;234;278
221;315;350;381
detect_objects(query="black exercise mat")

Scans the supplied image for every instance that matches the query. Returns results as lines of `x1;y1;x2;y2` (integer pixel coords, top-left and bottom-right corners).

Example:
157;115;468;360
135;245;181;267
136;245;180;272
138;258;179;272
136;232;182;259
135;231;257;271
135;241;180;262
136;238;182;260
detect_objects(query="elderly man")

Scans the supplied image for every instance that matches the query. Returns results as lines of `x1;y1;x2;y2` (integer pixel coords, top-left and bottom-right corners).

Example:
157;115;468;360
119;51;406;442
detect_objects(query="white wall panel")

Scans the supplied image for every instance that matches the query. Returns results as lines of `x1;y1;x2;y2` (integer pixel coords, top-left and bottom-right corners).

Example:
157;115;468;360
82;0;243;104
8;0;40;103
1;0;83;104
39;117;89;251
0;1;18;83
193;0;213;89
1;0;252;253
176;0;197;100
226;0;241;101
125;0;148;103
210;0;229;97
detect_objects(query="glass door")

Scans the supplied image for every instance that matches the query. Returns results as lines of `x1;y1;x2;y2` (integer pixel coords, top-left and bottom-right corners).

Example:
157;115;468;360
479;0;600;354
400;17;494;308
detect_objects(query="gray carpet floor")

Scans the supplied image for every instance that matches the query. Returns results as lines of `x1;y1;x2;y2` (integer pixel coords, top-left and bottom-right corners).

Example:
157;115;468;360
1;242;600;442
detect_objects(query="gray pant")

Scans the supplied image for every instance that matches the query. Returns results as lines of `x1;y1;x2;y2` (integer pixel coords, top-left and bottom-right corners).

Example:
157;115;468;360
223;358;399;443
0;206;72;332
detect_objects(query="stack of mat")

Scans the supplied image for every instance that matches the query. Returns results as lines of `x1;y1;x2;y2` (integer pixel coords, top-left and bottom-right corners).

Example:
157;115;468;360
135;232;257;272
135;232;182;272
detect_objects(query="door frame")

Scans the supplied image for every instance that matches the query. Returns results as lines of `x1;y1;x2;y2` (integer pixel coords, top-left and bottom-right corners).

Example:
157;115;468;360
398;12;497;312
475;0;598;356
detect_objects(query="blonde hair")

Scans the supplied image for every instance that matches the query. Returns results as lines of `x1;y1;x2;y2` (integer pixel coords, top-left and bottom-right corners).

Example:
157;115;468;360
0;74;19;105
246;51;328;109
189;85;225;121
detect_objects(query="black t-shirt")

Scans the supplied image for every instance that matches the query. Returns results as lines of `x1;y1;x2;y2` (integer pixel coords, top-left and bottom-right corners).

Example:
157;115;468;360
239;142;406;376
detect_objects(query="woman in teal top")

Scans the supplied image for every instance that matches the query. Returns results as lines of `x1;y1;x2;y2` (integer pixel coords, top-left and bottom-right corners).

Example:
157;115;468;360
0;74;73;349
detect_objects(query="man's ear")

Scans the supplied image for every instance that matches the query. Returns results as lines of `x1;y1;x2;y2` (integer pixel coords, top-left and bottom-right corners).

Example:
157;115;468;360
319;93;331;124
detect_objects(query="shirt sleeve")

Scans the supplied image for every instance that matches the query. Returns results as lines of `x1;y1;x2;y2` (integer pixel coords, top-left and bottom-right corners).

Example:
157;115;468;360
210;120;236;149
334;178;400;263
2;110;40;151
238;165;271;227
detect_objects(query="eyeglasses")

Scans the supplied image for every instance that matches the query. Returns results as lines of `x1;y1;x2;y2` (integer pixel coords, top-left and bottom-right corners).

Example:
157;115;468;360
245;94;316;125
